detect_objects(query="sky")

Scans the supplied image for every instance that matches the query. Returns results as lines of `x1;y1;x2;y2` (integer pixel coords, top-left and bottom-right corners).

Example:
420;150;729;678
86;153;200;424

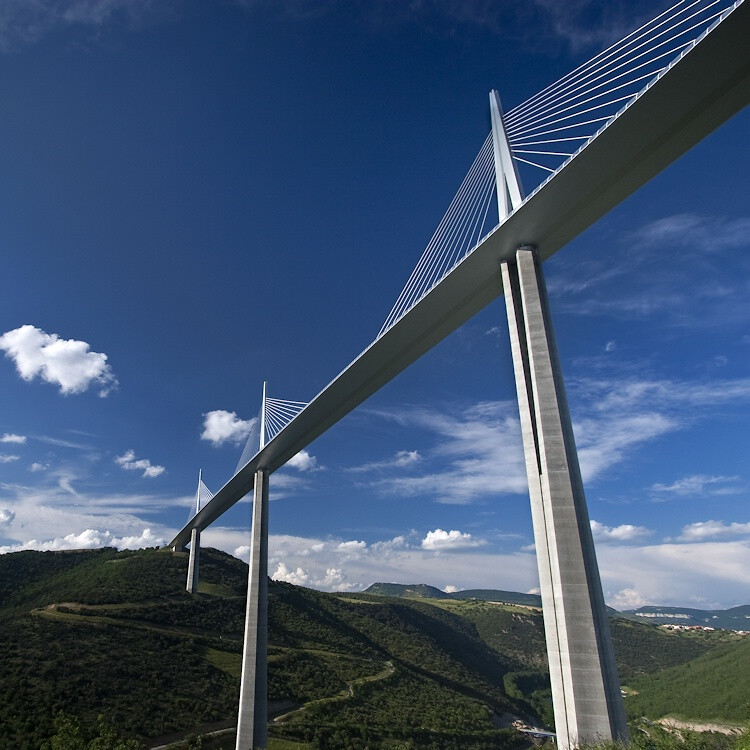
0;0;748;610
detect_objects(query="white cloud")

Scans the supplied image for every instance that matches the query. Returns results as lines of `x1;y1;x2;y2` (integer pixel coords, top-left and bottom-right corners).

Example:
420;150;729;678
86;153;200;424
0;454;20;463
651;474;742;498
548;214;750;326
272;562;310;586
443;584;460;593
347;449;421;473
611;587;650;610
0;508;15;527
0;527;166;554
29;462;48;472
634;214;750;252
597;540;750;609
201;410;256;446
115;450;165;478
590;520;651;544
575;412;677;482
678;520;750;542
248;530;539;594
1;433;26;444
286;450;318;472
200;526;750;608
421;528;485;551
0;325;117;396
0;476;185;549
369;401;528;504
0;0;164;51
233;544;250;561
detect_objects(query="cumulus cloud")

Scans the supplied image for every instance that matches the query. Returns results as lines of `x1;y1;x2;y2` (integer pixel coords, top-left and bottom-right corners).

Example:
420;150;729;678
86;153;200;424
115;450;165;478
272;562;310;586
443;584;461;593
0;325;117;396
0;454;20;463
0;508;15;527
590;520;651;544
678;520;750;542
286;450;319;472
201;410;256;446
421;528;485;551
0;527;165;554
1;433;26;444
208;528;539;595
206;527;750;608
29;462;48;472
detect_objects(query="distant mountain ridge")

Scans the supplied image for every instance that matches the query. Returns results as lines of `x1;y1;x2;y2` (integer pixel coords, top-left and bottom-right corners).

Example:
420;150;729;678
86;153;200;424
364;583;750;632
621;605;750;631
363;582;542;608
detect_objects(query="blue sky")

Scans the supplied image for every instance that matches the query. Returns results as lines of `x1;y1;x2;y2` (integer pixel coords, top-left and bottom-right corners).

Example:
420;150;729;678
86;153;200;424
0;0;748;610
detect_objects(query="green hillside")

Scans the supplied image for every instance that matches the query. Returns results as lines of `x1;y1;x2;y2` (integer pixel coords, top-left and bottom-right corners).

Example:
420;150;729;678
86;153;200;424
362;582;450;599
625;637;750;723
0;549;527;749
363;581;542;607
451;589;542;607
1;547;748;749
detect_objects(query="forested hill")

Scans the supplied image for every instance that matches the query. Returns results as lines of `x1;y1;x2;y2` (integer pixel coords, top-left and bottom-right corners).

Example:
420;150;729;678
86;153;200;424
1;547;748;749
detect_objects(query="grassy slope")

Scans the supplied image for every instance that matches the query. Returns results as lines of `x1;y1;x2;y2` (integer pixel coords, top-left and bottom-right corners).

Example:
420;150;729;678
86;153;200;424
0;549;528;749
1;547;747;748
625;637;750;723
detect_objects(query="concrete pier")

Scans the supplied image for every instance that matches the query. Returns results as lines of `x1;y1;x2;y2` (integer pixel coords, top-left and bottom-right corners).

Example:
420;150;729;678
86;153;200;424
501;247;628;749
235;469;269;750
186;528;200;594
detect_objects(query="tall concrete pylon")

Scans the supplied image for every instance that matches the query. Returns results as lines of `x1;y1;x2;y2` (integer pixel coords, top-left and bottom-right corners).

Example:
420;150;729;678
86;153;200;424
236;384;269;750
186;470;203;594
501;249;628;748
186;527;200;594
491;90;628;748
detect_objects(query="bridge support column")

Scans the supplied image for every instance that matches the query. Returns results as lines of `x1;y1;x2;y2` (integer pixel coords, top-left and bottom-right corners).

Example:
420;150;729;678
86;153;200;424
236;469;269;750
186;528;200;594
501;247;628;749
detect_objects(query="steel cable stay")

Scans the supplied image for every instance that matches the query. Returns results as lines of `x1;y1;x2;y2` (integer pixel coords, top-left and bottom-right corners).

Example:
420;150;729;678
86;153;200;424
406;142;494;308
506;6;731;141
507;10;729;142
378;133;496;336
379;0;741;341
187;474;216;522
507;2;739;177
381;134;493;331
505;0;725;131
503;0;697;122
263;397;308;444
504;0;723;128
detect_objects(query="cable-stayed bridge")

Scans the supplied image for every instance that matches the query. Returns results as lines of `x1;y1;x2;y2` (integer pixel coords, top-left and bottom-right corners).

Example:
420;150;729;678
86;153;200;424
169;2;750;747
